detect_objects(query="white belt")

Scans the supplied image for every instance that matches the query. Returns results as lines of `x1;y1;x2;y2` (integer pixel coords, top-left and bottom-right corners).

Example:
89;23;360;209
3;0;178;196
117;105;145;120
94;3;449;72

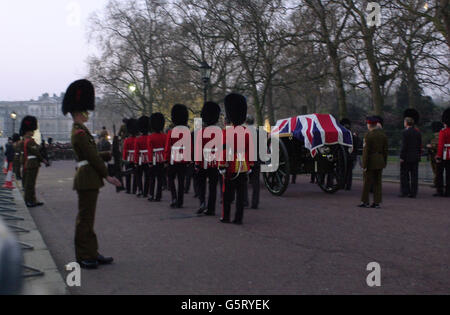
15;153;20;156
445;144;450;147
77;161;89;168
128;150;135;153
140;150;148;153
27;156;37;159
154;148;164;152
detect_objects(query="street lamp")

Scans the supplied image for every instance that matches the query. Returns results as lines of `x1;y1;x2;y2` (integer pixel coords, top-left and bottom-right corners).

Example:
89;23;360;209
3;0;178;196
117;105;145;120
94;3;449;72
10;112;17;135
200;61;212;103
128;83;137;93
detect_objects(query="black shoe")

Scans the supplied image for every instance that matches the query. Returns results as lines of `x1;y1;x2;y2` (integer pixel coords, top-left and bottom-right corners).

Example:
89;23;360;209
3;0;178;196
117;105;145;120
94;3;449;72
136;192;143;198
177;204;184;209
398;194;407;198
433;193;444;197
220;218;231;223
203;211;215;216
232;219;243;225
408;194;416;198
26;202;37;208
148;197;155;202
78;259;99;269
170;200;178;208
358;203;370;208
154;198;161;202
370;203;381;209
126;191;131;194
243;202;249;208
97;254;114;265
196;203;206;215
35;202;44;207
193;194;199;198
251;206;258;209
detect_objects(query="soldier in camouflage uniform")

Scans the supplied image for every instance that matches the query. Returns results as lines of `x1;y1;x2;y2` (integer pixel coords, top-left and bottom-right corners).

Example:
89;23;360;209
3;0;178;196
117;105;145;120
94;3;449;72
19;116;49;207
63;79;121;270
359;116;388;209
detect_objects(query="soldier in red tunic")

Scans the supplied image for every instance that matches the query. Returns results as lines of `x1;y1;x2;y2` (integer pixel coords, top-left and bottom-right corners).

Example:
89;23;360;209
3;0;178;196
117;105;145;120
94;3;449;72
194;102;221;216
164;104;191;208
219;94;254;225
147;113;167;202
435;108;450;197
122;118;139;194
134;116;151;198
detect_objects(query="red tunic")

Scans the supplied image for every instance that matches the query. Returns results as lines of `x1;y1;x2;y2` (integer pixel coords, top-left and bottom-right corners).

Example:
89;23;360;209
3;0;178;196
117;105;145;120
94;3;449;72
147;133;167;165
437;127;450;160
134;135;150;165
164;129;191;164
122;136;137;163
194;128;221;169
218;126;254;174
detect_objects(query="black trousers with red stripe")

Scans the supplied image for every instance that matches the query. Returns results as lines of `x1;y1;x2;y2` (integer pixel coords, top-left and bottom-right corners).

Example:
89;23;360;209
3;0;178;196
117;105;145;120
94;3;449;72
149;164;165;200
222;173;248;223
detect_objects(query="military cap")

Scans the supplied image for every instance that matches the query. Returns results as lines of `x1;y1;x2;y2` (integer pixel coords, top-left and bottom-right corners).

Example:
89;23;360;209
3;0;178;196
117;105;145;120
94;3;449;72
62;79;95;115
20;116;38;135
442;108;450;126
224;93;247;126
138;116;150;134
201;102;221;126
171;104;189;126
403;108;420;124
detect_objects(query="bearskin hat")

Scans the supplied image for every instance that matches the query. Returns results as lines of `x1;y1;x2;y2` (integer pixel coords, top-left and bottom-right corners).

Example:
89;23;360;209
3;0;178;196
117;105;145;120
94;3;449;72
20;116;38;135
431;121;444;133
366;116;378;125
442;108;450;126
171;104;189;126
12;133;20;142
403;108;420;124
126;119;139;136
201;102;221;126
138;116;150;134
224;93;247;126
340;118;351;128
150;113;165;133
62;79;95;115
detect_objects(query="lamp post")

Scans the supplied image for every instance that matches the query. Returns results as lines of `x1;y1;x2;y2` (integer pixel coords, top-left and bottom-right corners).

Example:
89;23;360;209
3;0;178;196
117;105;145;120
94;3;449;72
10;112;17;135
200;61;212;104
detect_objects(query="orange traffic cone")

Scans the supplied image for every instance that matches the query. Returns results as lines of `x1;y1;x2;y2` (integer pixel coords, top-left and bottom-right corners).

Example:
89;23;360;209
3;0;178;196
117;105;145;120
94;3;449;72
2;163;14;189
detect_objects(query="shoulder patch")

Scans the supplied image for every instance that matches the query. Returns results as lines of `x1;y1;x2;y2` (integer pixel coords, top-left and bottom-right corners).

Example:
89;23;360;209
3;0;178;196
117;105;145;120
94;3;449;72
75;129;86;136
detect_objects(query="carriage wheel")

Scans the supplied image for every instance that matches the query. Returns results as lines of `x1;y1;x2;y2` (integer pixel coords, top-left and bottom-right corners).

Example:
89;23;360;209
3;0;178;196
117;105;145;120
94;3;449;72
317;144;347;194
263;138;290;196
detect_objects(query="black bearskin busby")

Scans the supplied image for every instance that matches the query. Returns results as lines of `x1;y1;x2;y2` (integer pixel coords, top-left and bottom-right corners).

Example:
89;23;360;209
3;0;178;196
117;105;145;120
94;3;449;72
126;119;139;136
431;121;444;133
12;133;20;142
201;102;221;126
138;116;150;135
403;108;420;124
62;79;95;115
171;104;189;126
224;93;247;126
442;108;450;126
20;116;38;136
150;113;165;133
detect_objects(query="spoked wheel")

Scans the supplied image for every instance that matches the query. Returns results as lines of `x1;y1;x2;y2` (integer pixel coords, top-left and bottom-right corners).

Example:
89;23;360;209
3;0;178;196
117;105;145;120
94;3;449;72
263;138;290;196
316;145;348;194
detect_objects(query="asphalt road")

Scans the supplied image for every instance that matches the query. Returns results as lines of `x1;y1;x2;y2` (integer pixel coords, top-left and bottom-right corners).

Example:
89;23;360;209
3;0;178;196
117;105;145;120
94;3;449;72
29;161;449;294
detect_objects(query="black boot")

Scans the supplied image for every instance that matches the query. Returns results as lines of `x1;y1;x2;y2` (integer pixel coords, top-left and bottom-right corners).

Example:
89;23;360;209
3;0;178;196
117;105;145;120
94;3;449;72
97;254;114;265
78;259;99;269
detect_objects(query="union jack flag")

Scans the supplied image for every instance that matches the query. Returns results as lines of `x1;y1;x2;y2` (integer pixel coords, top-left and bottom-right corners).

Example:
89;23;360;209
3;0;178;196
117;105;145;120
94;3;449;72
271;114;353;157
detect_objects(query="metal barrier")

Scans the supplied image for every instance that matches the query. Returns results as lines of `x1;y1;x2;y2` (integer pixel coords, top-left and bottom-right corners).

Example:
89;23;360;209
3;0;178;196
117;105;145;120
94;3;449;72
0;218;23;295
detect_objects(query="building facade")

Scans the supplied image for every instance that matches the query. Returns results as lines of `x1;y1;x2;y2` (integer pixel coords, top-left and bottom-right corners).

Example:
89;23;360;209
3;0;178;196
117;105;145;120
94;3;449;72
0;94;96;142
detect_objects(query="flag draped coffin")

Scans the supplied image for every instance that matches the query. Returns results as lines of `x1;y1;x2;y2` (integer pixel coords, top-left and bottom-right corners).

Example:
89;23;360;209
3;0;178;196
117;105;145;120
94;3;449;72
271;114;353;157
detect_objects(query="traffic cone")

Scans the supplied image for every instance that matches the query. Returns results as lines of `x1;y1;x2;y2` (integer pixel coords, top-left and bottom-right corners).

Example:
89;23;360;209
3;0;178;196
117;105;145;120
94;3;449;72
2;163;14;189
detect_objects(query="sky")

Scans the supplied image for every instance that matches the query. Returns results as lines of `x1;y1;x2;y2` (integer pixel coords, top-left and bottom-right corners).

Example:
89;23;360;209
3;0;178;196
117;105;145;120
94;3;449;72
0;0;108;101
